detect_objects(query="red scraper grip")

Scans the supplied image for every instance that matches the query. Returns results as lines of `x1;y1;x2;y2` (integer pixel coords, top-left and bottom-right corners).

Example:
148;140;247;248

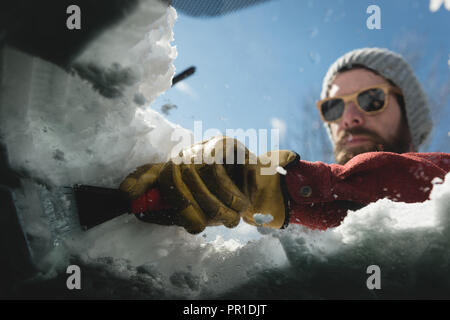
131;188;172;214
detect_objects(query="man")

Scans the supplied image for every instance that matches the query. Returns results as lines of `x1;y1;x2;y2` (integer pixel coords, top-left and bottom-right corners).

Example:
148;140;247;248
120;48;450;234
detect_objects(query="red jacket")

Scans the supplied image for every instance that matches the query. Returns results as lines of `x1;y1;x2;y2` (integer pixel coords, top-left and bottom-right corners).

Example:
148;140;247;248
132;152;450;230
284;152;450;230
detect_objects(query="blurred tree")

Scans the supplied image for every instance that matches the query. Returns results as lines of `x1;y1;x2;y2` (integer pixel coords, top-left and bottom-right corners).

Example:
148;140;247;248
392;31;450;153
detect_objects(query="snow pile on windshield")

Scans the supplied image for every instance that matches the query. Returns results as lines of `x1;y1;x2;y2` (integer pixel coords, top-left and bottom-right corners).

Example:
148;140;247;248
1;3;181;188
1;3;449;299
60;172;448;299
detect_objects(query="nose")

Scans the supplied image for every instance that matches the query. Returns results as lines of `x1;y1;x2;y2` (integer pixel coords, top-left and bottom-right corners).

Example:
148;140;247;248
340;101;365;129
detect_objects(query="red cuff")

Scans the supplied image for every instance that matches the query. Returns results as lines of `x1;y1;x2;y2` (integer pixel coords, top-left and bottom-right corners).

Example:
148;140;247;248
285;160;334;204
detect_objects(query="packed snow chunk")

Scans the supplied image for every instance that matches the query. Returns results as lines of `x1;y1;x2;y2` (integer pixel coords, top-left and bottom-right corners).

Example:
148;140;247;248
336;200;439;245
75;0;177;102
66;217;289;299
0;5;183;188
210;235;243;252
276;166;287;175
253;213;274;226
432;177;444;185
429;0;450;12
335;171;450;244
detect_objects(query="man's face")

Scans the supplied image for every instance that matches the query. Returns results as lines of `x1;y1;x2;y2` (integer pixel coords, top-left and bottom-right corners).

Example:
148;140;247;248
328;68;412;164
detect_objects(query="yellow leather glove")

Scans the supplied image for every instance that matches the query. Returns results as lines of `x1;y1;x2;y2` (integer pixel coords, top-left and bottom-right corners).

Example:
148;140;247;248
119;136;299;234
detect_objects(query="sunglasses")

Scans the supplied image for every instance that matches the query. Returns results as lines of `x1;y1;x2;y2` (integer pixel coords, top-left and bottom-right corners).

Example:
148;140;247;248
316;84;402;123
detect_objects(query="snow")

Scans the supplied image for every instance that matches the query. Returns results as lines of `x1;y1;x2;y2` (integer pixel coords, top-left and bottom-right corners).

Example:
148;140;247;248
429;0;450;12
276;166;287;175
1;3;450;299
253;213;274;226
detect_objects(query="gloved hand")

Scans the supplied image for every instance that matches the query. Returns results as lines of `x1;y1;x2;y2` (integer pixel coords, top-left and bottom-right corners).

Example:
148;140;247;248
119;136;299;234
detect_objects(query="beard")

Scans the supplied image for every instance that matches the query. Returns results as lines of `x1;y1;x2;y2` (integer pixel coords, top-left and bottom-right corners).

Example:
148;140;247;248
334;124;412;165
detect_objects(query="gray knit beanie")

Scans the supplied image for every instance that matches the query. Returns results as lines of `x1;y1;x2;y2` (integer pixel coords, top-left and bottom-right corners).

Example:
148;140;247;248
320;47;433;151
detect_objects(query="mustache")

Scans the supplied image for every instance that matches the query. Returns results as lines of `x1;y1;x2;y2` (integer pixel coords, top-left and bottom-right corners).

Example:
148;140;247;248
336;127;383;145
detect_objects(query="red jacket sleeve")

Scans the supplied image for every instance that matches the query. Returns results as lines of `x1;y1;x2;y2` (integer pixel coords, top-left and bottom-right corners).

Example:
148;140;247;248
284;152;450;230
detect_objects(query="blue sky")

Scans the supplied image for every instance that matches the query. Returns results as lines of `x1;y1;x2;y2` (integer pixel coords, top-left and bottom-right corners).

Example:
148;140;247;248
152;0;450;161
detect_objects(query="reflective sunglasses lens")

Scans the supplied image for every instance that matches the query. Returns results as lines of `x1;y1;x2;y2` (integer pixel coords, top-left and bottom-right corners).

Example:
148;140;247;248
357;88;386;112
321;99;345;121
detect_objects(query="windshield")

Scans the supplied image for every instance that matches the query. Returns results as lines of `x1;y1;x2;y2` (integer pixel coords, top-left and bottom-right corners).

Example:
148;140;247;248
1;0;449;301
